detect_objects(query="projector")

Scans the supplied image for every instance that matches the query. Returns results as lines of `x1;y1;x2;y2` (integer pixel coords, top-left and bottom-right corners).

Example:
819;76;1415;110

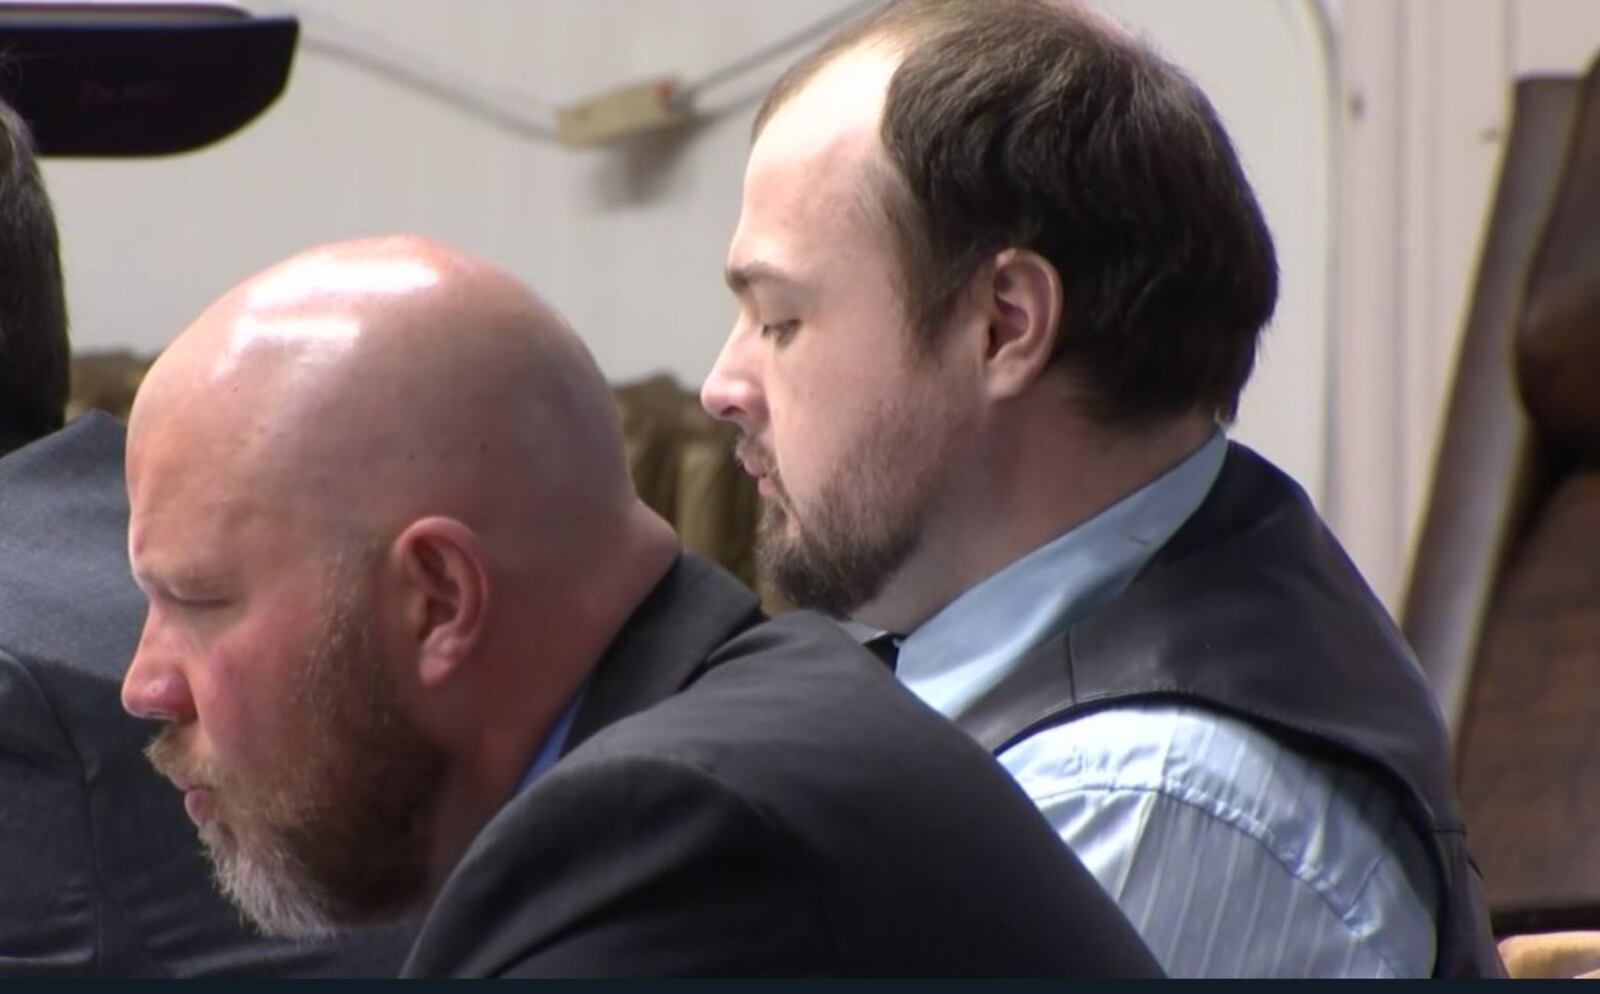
0;2;297;156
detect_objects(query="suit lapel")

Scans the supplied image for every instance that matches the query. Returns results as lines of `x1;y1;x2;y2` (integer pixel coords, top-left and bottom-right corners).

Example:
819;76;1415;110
562;552;764;756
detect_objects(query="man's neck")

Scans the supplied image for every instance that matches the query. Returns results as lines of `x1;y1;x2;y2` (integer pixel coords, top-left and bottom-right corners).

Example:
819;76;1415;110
858;411;1217;633
424;503;681;891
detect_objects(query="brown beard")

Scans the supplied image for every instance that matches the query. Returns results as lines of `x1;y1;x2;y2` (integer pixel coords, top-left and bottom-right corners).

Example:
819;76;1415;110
744;386;953;619
147;571;447;937
756;467;923;619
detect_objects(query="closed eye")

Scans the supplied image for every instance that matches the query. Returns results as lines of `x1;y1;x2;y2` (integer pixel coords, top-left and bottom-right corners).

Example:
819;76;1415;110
160;591;230;612
759;320;799;344
179;598;229;610
130;569;232;614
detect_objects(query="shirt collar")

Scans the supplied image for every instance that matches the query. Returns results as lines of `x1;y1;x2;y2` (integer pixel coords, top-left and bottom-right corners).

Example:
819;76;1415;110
895;429;1227;716
514;676;592;794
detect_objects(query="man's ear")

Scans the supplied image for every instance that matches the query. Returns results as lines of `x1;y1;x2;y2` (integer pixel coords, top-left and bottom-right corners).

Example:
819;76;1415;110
981;248;1064;399
391;517;489;689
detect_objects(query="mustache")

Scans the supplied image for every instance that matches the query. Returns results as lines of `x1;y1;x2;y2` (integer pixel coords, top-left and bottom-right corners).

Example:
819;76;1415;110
146;726;220;791
732;434;774;478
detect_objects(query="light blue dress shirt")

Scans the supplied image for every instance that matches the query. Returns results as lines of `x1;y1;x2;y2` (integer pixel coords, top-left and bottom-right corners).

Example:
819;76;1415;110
894;432;1439;977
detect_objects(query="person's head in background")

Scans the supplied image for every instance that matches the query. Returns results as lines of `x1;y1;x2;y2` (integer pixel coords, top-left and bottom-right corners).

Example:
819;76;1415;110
0;98;70;456
700;0;1278;632
119;235;677;939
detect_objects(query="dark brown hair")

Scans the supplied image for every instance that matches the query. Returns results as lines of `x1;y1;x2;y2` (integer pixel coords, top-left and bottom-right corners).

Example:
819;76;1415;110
757;0;1278;426
0;97;68;450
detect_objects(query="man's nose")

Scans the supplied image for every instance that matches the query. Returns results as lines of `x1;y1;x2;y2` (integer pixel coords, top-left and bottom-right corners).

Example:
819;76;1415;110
121;619;196;723
700;331;763;426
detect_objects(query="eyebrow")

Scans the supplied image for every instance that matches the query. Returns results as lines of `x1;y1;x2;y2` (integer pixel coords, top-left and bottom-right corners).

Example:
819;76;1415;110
724;259;800;296
130;560;218;597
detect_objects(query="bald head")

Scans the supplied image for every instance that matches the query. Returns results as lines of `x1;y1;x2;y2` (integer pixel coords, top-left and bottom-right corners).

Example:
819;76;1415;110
131;236;633;564
120;238;687;918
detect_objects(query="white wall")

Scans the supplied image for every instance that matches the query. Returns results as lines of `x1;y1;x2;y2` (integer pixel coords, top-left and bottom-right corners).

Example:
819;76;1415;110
46;0;864;385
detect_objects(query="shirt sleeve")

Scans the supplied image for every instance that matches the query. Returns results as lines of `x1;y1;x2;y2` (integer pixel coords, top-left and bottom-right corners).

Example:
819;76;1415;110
1000;705;1440;978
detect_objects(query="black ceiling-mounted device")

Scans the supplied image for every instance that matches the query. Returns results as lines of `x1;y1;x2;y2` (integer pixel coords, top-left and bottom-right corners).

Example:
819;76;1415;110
0;3;297;156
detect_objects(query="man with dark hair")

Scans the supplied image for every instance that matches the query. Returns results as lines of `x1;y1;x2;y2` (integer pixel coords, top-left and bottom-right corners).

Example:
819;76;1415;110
701;0;1500;978
0;101;69;455
118;234;1160;978
0;98;412;976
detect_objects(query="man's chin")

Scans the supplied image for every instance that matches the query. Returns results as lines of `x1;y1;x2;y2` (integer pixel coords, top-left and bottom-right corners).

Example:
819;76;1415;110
195;823;341;940
755;501;922;621
220;857;343;939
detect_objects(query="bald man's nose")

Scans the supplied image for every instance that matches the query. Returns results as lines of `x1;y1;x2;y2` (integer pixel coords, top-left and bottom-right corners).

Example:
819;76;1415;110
700;332;763;427
121;622;196;724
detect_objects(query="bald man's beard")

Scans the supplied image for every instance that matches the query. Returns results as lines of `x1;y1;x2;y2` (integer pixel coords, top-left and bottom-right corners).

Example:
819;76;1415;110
147;584;447;939
749;395;954;620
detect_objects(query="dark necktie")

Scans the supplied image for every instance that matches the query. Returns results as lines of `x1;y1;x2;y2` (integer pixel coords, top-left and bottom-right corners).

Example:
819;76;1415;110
862;632;901;672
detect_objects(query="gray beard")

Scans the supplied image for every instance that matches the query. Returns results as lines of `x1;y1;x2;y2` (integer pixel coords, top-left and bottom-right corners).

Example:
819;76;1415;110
201;820;343;939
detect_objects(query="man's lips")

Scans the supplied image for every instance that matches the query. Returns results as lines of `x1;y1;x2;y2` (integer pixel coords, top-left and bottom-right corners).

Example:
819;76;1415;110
147;733;219;827
182;786;215;826
733;444;773;481
163;773;215;825
733;443;785;504
737;457;777;499
734;452;765;479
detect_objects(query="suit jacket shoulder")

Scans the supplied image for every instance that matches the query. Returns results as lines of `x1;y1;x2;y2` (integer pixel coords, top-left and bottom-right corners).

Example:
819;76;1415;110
408;587;1161;978
405;747;821;977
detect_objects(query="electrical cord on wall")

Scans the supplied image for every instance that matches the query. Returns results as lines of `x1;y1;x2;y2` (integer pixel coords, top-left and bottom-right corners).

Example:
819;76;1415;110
251;0;879;146
674;0;877;112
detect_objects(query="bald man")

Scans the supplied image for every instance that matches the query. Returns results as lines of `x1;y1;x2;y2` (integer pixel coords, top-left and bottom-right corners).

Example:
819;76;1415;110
117;236;1161;978
0;97;411;976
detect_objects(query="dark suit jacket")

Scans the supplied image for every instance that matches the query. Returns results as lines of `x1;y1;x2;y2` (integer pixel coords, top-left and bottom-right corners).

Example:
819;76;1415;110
403;554;1161;978
0;413;414;977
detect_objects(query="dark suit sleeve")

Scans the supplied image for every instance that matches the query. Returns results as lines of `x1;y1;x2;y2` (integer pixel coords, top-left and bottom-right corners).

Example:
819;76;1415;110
406;754;820;978
0;650;105;975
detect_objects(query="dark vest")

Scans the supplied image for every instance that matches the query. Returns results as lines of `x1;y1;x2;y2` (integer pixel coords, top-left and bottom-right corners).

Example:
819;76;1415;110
955;442;1504;978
